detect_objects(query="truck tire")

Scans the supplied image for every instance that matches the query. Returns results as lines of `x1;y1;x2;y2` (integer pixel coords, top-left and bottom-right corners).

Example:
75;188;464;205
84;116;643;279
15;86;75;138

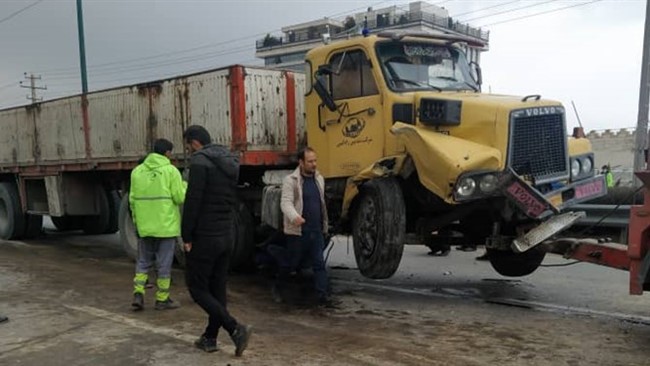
118;193;138;260
0;182;26;240
486;247;546;277
22;214;43;239
230;202;255;271
51;216;83;231
104;190;120;234
352;178;406;279
82;187;110;235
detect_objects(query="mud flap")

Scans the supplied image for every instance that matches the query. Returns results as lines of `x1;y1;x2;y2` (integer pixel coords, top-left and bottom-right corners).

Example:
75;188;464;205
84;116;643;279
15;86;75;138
638;251;650;292
512;211;585;253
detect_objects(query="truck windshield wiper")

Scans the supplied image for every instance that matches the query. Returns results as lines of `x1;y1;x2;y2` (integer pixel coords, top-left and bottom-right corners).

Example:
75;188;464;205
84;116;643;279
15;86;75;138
432;76;478;92
393;78;442;92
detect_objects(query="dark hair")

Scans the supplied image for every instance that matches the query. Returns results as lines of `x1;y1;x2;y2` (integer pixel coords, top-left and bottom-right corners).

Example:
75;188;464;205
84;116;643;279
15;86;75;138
183;125;211;146
297;146;316;161
153;138;173;155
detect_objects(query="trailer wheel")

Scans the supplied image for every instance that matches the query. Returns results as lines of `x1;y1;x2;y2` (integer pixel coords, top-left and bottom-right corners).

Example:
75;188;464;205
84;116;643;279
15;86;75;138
0;182;26;240
352;178;406;279
51;216;83;231
82;187;110;235
118;193;138;260
230;202;255;271
22;214;43;239
486;247;546;277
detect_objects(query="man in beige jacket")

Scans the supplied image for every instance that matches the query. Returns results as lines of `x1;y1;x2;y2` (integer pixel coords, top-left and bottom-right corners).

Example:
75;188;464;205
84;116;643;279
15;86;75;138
278;147;332;306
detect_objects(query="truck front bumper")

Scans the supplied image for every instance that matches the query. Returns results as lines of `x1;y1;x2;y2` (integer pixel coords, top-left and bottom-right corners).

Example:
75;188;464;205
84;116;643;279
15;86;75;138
499;172;608;252
501;171;608;221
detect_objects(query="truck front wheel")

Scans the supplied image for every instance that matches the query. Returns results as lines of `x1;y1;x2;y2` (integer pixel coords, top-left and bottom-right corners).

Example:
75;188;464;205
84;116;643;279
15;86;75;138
486;247;546;277
352;178;406;279
0;182;26;240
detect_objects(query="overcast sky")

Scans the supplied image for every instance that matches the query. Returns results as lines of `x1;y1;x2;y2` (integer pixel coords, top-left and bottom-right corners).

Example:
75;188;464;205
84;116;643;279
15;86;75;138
0;0;645;132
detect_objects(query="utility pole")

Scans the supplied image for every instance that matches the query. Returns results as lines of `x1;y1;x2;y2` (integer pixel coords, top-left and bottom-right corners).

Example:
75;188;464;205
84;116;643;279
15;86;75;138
76;0;88;94
634;0;650;181
19;73;47;104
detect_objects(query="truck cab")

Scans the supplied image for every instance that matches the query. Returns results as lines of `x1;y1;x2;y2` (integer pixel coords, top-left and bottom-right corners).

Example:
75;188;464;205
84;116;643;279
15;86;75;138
303;30;607;279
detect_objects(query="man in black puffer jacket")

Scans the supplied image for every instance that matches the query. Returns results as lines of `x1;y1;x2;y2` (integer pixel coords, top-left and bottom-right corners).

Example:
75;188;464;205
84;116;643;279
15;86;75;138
181;125;252;357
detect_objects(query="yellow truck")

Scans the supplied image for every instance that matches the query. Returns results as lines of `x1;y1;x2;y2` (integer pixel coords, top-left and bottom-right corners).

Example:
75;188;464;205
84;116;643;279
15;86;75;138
0;30;606;279
289;30;606;278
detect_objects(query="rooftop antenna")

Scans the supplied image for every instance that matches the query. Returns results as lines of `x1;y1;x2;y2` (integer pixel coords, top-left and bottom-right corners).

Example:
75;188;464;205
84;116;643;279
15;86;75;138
571;100;585;138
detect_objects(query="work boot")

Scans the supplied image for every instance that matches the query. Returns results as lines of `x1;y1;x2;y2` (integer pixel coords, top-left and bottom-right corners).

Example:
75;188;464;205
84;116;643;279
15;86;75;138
155;298;180;310
230;324;253;357
317;296;340;309
131;293;144;311
194;335;218;353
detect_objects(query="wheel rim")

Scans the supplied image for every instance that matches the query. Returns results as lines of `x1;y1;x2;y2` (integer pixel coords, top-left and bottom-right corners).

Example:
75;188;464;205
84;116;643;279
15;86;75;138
357;196;378;257
0;199;9;235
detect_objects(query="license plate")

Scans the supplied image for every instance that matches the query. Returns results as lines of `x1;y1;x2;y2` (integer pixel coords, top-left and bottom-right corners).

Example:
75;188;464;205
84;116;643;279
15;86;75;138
506;181;547;218
574;180;604;199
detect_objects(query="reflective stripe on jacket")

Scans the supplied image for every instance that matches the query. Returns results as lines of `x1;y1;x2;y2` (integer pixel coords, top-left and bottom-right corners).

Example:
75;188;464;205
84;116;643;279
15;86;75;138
129;153;187;238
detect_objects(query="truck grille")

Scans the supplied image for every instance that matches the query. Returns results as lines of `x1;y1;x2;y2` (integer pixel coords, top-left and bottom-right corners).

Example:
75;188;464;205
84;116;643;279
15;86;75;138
508;108;568;183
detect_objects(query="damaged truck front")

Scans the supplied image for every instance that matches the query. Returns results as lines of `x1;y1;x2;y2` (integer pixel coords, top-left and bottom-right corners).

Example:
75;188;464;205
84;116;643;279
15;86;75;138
283;30;608;279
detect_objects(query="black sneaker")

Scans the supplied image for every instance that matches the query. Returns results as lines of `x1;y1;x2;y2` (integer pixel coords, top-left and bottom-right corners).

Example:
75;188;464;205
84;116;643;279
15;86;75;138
155;298;180;310
230;324;253;357
318;296;341;309
194;335;218;353
131;293;144;311
0;315;8;323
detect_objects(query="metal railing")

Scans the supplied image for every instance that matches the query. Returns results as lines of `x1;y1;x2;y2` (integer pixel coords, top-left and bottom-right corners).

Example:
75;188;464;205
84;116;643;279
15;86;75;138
256;10;489;50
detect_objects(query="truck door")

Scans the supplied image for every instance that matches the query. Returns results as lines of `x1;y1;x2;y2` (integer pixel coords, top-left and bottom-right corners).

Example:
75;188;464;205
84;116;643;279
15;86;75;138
313;49;384;178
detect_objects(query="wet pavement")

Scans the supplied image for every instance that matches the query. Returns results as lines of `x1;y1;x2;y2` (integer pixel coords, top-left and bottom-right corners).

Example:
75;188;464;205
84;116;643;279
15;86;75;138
1;228;650;365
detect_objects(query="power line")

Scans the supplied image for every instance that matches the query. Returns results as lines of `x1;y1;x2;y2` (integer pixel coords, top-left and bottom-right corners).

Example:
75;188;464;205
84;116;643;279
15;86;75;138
477;0;604;27
0;81;20;91
43;44;253;83
38;2;393;77
452;0;521;19
461;0;561;22
0;0;44;25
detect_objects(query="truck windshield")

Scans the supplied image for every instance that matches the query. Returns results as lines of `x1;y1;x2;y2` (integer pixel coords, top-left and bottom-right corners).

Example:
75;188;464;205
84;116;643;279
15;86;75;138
377;41;478;92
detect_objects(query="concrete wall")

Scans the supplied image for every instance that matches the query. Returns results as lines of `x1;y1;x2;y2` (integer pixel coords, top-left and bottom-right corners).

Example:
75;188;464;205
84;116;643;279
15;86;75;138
587;129;635;186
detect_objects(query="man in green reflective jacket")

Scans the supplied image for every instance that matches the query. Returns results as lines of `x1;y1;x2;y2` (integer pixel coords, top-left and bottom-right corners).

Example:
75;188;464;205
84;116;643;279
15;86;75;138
130;138;187;311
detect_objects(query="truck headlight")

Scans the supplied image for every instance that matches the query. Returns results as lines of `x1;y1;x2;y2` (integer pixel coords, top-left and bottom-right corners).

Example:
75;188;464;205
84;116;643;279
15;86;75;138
456;177;477;198
479;174;499;193
571;159;581;178
581;156;593;174
570;153;595;181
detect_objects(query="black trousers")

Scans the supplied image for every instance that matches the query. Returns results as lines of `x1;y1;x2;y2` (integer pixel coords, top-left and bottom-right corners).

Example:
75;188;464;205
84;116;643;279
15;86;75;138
185;234;238;338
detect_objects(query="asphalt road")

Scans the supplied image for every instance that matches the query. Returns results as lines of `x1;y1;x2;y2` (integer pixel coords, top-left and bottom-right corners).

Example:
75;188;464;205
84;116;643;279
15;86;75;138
1;221;650;365
325;237;650;323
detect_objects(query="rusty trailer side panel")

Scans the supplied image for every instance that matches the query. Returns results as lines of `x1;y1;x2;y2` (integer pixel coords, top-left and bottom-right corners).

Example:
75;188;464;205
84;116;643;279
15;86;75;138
0;65;306;173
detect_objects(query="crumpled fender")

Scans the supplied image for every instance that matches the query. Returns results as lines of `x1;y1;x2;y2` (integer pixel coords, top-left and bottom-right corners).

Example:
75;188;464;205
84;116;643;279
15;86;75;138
389;122;503;203
341;155;410;219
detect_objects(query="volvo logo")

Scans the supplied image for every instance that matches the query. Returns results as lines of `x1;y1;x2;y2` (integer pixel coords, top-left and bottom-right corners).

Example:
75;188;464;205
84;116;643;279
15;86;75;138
513;106;564;119
523;106;563;117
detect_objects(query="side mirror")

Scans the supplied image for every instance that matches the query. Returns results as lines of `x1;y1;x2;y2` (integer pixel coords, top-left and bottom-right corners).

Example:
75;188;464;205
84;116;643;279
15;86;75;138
318;64;334;75
313;72;337;112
